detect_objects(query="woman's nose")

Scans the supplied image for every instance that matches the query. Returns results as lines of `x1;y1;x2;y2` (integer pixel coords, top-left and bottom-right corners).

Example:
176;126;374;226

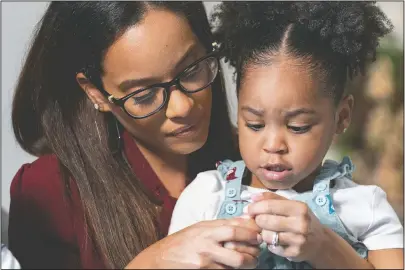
165;88;194;119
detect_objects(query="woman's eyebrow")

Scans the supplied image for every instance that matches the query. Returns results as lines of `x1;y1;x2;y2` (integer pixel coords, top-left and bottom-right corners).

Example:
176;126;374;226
118;77;158;92
118;43;198;92
174;42;198;71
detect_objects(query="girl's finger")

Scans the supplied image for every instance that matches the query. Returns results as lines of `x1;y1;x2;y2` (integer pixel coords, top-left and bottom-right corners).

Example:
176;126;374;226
255;214;306;235
246;199;309;217
251;192;287;202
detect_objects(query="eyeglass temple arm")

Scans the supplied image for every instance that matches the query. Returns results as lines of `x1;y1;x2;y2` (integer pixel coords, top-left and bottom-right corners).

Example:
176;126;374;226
108;95;115;104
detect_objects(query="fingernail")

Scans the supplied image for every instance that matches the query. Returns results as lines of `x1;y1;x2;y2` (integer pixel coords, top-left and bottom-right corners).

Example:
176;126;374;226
257;233;263;244
251;193;263;201
240;214;252;219
243;205;249;214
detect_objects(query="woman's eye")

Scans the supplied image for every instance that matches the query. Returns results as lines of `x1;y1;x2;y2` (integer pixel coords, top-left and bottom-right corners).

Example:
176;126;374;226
288;125;311;134
246;123;264;131
132;91;156;106
183;63;203;77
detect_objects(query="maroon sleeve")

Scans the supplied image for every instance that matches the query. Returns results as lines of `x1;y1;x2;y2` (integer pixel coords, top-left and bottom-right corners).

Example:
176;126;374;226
8;155;81;269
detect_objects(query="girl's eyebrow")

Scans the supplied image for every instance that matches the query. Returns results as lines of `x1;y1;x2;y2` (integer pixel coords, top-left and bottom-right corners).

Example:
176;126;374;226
283;108;316;118
241;106;264;117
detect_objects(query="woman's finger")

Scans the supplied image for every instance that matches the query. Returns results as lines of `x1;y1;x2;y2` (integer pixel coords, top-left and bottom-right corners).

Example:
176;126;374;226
223;241;261;258
207;225;263;245
208;244;259;269
203;217;260;232
229;216;261;232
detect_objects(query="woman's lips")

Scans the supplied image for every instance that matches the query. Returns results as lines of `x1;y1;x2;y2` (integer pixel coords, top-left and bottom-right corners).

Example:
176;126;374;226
166;124;197;137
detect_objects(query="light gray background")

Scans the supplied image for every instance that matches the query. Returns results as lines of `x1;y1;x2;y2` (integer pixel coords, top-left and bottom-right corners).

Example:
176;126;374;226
1;1;403;219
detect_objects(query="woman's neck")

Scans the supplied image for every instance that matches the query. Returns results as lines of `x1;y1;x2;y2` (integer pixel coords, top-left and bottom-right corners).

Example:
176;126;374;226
135;140;189;199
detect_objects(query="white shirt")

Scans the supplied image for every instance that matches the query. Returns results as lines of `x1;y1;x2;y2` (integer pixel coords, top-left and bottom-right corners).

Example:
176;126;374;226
1;244;20;269
169;170;403;250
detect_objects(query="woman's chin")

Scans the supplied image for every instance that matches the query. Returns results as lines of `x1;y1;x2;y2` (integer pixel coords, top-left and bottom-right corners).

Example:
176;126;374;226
166;126;209;155
170;139;207;155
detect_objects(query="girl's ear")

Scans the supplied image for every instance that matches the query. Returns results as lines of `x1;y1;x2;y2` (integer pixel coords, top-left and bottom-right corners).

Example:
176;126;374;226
76;73;112;112
335;95;354;135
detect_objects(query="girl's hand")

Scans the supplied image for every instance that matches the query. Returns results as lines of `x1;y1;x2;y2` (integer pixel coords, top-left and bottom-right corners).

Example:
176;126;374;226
245;192;327;263
125;218;262;269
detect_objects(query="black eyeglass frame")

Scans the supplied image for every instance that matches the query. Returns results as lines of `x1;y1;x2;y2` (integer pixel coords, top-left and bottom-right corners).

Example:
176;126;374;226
107;44;221;119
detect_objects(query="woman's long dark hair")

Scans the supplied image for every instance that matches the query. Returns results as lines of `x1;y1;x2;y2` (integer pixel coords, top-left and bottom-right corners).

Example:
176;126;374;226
12;2;238;268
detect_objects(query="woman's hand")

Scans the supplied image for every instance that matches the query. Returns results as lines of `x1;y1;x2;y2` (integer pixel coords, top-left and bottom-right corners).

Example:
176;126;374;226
244;192;326;263
125;218;262;269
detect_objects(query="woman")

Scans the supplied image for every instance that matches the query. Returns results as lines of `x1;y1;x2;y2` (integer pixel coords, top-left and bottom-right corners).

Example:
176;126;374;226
9;2;261;269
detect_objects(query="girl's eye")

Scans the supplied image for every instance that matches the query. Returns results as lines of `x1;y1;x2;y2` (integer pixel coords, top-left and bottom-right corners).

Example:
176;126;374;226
246;123;264;131
288;125;311;134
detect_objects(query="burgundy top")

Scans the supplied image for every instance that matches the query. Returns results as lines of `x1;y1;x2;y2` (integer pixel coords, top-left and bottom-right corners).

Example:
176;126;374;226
8;130;177;269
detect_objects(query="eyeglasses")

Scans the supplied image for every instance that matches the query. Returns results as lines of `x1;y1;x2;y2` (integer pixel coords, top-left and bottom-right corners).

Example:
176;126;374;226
107;46;220;119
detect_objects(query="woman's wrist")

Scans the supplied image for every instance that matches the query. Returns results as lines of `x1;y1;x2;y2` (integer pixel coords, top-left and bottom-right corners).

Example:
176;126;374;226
124;247;155;269
307;226;374;269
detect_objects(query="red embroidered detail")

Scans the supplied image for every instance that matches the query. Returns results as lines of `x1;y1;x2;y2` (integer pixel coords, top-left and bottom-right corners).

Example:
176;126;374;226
215;161;222;168
226;167;237;181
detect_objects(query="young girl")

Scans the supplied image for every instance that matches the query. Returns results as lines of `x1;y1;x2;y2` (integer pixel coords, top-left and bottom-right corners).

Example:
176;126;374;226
169;2;403;269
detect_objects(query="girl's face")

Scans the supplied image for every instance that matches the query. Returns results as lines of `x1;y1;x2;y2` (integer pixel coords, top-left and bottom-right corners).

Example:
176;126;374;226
81;9;213;156
237;58;352;191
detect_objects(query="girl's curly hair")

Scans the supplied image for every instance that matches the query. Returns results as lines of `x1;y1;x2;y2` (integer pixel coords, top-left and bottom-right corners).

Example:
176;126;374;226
212;1;393;102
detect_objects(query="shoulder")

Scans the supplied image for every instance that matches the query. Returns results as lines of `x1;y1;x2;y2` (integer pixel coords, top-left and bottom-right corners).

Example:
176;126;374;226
169;170;226;234
331;178;403;249
187;170;226;194
332;176;377;201
331;177;385;211
10;154;63;200
178;170;226;208
1;244;20;269
9;154;80;233
331;178;378;229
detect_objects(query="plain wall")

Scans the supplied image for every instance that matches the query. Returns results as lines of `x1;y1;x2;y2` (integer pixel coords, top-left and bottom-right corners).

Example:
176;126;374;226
2;2;49;211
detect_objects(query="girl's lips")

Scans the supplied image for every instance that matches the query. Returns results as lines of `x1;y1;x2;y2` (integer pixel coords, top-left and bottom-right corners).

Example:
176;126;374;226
258;167;293;181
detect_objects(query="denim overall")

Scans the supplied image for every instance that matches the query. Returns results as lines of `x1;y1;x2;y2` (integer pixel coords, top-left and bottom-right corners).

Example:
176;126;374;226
216;157;368;269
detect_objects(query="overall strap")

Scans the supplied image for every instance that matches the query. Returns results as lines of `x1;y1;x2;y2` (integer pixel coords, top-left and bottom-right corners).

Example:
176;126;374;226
216;160;248;219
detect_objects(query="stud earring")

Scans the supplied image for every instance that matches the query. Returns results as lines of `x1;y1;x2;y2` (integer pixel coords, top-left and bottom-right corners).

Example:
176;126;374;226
94;103;100;110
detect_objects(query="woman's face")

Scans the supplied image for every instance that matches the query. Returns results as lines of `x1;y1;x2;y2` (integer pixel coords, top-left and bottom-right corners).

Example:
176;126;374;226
93;8;213;156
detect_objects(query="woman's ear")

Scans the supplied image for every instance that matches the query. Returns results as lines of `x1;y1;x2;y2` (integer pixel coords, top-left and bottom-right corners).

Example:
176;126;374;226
76;72;112;112
335;95;354;135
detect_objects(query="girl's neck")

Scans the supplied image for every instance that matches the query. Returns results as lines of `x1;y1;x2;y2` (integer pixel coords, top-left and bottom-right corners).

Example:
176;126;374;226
135;139;189;199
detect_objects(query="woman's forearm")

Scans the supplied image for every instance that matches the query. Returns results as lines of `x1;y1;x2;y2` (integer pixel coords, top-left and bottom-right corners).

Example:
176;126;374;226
307;226;374;269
